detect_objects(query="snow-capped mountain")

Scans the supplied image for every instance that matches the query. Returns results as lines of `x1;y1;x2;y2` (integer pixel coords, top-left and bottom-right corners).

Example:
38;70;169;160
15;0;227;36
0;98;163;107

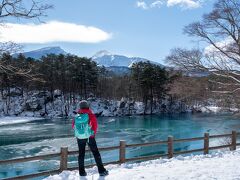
13;47;162;70
13;46;67;59
92;50;162;67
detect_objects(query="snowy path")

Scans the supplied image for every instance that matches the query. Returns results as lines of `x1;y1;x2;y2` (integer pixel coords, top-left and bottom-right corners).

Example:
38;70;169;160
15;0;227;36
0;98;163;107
45;149;240;180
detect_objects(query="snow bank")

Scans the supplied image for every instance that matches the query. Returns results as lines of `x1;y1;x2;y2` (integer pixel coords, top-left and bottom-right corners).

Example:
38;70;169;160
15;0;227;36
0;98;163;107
201;106;220;113
197;106;240;113
45;149;240;180
0;116;43;126
1;89;235;118
0;90;188;118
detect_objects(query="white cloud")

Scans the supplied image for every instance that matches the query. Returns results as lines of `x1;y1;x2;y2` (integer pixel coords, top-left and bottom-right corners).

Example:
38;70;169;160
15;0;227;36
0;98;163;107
136;1;148;9
0;21;112;44
204;38;240;71
204;37;233;55
167;0;201;9
150;1;164;8
136;0;203;10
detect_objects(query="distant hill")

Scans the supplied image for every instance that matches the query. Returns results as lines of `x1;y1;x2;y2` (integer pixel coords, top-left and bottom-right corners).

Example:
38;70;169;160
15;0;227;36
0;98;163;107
91;50;164;75
13;46;67;59
12;47;165;75
91;50;162;68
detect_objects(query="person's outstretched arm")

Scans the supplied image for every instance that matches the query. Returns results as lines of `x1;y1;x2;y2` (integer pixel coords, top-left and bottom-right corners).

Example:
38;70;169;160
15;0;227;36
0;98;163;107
89;110;98;136
72;118;75;129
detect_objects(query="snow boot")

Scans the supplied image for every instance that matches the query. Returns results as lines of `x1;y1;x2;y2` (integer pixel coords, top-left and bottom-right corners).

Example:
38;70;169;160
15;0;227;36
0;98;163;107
79;171;87;176
99;170;109;176
79;169;87;176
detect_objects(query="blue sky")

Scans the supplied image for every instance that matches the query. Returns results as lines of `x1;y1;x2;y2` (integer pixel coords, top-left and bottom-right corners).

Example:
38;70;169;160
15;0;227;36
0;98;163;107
2;0;216;64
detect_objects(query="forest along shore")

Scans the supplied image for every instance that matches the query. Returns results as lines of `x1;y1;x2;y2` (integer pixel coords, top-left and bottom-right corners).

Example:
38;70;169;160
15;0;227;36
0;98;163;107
1;89;235;118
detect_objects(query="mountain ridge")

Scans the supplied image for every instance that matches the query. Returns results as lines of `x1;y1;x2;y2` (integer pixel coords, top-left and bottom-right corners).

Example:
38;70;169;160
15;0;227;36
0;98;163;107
91;50;162;67
13;47;163;68
13;46;67;59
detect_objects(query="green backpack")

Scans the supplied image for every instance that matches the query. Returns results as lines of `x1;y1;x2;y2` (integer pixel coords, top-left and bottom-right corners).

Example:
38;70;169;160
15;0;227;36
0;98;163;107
74;113;94;139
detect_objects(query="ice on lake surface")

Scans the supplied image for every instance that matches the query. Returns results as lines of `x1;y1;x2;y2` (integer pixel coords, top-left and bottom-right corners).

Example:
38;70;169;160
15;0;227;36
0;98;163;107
0;113;240;179
0;116;44;126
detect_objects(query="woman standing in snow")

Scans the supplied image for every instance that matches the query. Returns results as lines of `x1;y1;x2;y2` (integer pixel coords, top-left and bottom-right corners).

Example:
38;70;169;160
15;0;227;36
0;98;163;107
72;100;108;177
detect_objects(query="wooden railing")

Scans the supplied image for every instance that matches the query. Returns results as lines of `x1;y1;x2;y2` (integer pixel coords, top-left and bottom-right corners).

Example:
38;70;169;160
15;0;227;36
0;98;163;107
0;131;239;180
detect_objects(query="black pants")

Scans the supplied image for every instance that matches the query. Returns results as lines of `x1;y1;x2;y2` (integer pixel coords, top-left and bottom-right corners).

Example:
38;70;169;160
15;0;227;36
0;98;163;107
77;137;105;173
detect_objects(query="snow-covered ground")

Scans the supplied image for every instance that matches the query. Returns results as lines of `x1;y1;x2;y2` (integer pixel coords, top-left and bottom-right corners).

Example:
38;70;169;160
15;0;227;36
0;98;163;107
199;106;239;113
0;116;43;126
0;89;189;118
45;149;240;180
0;89;237;118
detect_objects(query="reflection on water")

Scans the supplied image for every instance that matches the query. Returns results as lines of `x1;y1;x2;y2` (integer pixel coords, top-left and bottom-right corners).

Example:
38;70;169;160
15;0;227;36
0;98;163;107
0;113;240;179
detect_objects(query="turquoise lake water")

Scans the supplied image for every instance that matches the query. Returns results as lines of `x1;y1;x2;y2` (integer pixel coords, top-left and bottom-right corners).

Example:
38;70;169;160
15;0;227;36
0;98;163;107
0;113;240;179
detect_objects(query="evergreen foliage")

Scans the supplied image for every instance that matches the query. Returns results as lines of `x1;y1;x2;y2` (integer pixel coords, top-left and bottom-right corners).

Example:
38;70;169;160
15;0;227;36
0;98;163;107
0;54;170;110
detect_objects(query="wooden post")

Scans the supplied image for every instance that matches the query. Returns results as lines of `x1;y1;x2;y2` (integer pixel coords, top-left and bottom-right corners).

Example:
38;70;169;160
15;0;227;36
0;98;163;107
168;136;173;158
60;147;68;171
231;131;237;151
119;140;126;163
204;133;209;155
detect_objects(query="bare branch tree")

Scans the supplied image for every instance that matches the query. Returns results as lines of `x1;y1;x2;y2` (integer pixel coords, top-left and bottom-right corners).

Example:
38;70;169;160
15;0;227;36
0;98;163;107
0;41;22;54
166;0;240;97
166;48;207;71
165;47;240;96
184;0;240;64
0;0;53;54
0;0;52;78
0;0;53;20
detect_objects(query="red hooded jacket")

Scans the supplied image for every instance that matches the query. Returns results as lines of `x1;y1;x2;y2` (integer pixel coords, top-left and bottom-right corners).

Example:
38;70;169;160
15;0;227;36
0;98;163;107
72;108;98;136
